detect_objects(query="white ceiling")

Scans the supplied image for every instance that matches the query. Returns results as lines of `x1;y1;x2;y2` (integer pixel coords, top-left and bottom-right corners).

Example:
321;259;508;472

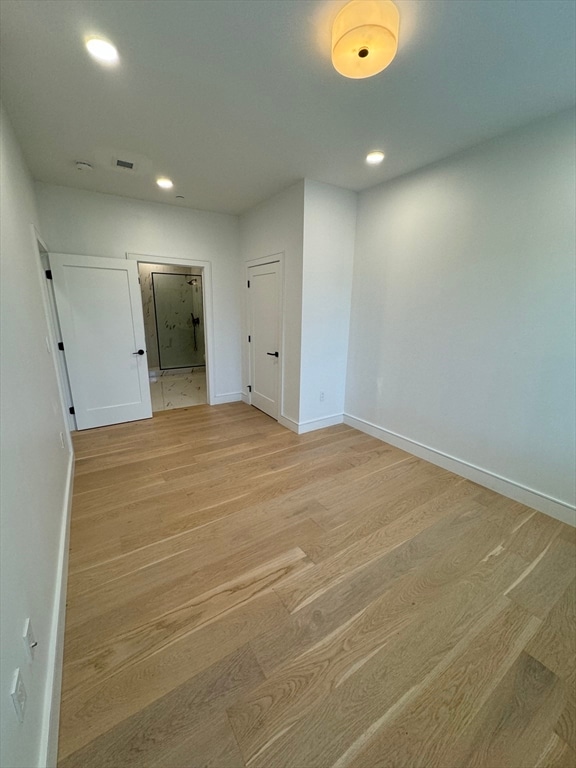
1;0;574;214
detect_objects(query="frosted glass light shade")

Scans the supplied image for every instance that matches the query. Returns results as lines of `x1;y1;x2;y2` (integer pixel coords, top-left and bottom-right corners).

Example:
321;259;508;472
332;0;399;79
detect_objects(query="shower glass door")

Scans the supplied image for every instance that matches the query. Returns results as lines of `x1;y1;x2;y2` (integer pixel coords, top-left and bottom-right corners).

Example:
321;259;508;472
152;272;205;369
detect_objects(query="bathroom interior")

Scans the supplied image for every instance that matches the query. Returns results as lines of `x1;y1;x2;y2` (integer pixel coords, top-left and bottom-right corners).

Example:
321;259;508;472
138;262;207;411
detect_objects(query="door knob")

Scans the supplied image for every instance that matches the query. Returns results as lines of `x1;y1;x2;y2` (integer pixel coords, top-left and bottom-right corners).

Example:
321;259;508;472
133;349;145;355
266;351;279;357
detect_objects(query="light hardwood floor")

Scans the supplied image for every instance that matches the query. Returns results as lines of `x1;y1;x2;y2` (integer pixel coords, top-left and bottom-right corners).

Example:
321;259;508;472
58;403;576;768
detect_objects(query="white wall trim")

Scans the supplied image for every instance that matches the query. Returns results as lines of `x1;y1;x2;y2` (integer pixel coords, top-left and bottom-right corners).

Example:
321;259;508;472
241;392;250;404
278;414;299;433
34;230;76;436
211;392;243;405
125;253;217;406
277;413;344;435
297;414;344;434
344;413;576;527
39;450;74;768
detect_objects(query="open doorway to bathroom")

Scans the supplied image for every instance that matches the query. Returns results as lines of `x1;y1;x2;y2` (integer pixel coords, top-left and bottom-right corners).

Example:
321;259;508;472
138;262;207;412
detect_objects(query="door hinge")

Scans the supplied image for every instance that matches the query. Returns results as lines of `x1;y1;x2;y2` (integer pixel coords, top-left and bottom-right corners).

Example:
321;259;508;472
69;406;75;415
248;335;251;342
247;280;250;288
58;341;64;351
247;385;252;393
45;269;53;280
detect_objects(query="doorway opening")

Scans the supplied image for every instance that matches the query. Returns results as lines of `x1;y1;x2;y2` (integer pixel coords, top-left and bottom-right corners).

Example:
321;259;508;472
137;262;207;412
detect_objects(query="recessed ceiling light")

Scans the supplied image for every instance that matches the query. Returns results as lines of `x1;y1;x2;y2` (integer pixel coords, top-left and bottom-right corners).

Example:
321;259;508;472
156;177;174;189
85;37;119;65
366;150;385;165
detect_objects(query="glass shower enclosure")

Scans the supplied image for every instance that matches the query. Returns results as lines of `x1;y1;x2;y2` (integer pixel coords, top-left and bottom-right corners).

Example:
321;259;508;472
152;272;205;369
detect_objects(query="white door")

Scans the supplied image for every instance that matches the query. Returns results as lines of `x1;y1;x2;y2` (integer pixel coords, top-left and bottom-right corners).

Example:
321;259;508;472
50;253;152;430
248;261;281;419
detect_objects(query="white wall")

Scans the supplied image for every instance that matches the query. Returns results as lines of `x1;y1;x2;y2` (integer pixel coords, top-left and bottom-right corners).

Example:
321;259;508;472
346;108;576;520
35;184;242;400
0;104;72;768
300;180;356;426
240;181;305;423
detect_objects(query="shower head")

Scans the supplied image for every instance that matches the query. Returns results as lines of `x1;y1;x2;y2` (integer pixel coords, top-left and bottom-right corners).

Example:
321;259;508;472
187;278;198;286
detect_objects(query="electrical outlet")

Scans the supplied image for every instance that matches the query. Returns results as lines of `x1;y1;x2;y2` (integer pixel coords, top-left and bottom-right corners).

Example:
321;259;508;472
319;392;325;402
10;669;27;723
23;618;37;662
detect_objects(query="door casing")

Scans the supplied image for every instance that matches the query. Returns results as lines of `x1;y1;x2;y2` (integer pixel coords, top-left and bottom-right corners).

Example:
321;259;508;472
127;252;215;405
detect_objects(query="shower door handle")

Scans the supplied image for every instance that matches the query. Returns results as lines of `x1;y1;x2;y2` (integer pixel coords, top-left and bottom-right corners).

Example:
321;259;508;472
133;349;145;355
266;352;279;357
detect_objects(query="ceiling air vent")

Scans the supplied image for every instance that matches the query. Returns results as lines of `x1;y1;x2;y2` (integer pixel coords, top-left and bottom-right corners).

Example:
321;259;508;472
116;158;134;170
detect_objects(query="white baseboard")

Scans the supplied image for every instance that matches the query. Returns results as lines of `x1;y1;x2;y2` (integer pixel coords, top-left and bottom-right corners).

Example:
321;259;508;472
278;414;299;433
209;392;243;405
39;450;74;768
344;413;575;527
241;392;250;404
278;413;344;435
297;414;344;434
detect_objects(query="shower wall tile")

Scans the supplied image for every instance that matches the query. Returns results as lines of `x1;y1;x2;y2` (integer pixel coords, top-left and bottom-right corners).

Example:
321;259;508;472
138;262;195;371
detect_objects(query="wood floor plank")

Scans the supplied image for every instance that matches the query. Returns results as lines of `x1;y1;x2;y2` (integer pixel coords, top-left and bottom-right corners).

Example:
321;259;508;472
535;734;576;768
230;538;532;767
59;644;259;768
306;455;444;531
526;579;576;678
440;652;564;768
276;488;480;614
66;500;325;599
253;503;522;675
62;547;310;697
319;603;541;768
58;591;286;759
58;402;575;768
554;669;576;752
66;519;320;626
306;471;467;558
241;597;539;768
505;537;576;619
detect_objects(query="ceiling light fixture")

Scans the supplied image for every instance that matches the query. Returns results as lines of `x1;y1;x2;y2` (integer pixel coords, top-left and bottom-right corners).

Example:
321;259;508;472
366;150;385;165
332;0;399;79
156;177;174;189
85;37;119;65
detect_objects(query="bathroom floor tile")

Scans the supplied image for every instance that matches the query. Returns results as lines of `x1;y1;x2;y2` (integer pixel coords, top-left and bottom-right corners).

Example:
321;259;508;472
149;372;207;411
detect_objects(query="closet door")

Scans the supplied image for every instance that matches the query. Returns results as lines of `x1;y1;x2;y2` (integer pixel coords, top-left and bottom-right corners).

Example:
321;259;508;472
248;260;281;420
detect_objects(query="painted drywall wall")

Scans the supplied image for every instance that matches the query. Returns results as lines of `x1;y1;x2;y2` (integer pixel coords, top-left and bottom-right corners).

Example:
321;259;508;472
240;181;305;423
0;104;72;768
35;184;242;400
300;180;356;426
346;108;576;515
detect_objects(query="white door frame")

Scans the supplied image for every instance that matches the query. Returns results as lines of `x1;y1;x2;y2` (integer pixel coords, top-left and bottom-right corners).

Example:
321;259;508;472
245;253;284;420
32;228;76;440
126;252;215;406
